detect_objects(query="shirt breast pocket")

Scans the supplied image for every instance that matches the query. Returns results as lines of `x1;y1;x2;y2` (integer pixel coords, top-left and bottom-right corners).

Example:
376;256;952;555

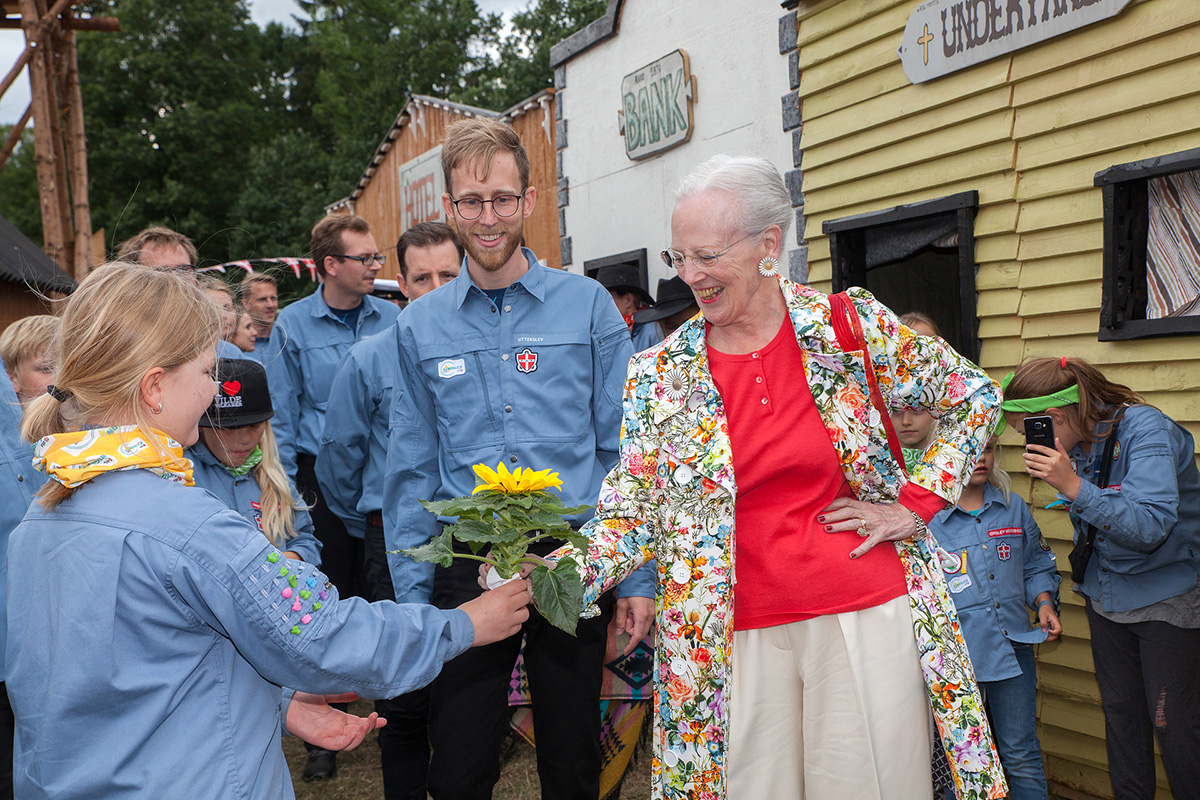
509;331;592;444
417;340;501;453
298;343;343;411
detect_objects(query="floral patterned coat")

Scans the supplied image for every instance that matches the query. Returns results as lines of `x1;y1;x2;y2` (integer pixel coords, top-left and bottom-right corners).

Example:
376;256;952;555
568;280;1007;800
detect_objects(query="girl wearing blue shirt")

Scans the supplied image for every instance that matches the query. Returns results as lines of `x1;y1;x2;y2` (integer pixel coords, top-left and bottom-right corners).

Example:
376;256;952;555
7;263;532;800
1002;356;1200;800
932;437;1060;799
191;358;321;565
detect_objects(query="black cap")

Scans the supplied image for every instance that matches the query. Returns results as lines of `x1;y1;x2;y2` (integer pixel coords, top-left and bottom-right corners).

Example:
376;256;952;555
633;277;698;323
590;263;654;307
200;358;274;429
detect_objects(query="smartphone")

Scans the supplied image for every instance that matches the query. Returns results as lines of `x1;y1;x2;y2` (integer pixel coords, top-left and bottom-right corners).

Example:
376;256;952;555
1023;415;1056;450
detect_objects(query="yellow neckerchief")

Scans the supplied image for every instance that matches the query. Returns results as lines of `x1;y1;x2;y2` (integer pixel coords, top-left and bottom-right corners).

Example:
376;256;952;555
34;425;194;489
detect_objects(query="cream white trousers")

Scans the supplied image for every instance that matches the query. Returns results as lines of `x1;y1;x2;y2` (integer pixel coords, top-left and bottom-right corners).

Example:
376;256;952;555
727;594;932;800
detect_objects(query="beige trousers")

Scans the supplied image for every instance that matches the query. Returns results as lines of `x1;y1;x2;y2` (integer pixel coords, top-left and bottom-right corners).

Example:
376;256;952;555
727;594;933;800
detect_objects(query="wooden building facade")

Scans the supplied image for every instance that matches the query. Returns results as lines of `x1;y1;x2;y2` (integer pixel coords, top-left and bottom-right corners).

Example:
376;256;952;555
325;91;560;278
783;1;1200;797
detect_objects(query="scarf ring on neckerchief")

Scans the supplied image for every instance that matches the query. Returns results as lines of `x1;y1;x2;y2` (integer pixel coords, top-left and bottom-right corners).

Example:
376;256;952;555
33;425;195;489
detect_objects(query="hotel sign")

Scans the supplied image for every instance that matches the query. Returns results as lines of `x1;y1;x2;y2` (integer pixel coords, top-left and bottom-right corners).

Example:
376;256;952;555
897;0;1134;84
398;146;445;231
619;49;696;161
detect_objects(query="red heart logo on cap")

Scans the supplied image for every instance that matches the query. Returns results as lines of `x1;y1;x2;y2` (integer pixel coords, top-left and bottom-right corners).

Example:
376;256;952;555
221;380;241;396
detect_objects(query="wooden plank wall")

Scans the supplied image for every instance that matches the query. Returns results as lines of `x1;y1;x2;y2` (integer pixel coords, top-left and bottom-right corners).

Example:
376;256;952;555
793;1;1200;797
0;287;53;334
347;96;560;281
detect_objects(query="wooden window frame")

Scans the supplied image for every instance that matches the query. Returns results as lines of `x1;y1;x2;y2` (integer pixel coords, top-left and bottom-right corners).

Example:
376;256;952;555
1094;146;1200;341
822;190;979;362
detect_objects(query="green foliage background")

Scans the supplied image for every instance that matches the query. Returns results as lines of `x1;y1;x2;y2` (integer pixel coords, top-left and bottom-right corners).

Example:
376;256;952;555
0;0;603;304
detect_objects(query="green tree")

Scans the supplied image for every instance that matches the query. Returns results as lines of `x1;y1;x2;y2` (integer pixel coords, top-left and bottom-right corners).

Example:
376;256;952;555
0;127;43;243
457;0;606;110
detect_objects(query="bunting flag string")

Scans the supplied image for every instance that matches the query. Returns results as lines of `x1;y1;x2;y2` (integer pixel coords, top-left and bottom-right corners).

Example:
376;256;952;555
200;258;317;280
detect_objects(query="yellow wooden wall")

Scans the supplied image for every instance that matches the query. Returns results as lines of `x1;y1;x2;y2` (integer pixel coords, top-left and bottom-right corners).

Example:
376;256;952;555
793;1;1200;797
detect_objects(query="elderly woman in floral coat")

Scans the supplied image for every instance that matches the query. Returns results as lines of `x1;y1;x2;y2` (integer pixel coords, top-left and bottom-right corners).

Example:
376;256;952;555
552;156;1006;800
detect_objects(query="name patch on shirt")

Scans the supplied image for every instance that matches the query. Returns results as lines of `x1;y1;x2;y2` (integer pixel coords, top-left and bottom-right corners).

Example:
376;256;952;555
438;358;466;379
215;394;244;409
988;526;1022;538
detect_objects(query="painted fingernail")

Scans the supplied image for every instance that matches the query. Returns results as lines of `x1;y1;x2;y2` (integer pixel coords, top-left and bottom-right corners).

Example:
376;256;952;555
817;516;826;523
824;525;833;532
850;553;858;559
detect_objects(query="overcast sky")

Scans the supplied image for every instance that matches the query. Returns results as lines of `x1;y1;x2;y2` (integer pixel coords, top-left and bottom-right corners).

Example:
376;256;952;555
0;0;530;124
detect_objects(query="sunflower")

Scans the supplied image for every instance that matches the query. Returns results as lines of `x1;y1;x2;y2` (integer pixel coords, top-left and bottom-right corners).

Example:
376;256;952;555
472;462;563;494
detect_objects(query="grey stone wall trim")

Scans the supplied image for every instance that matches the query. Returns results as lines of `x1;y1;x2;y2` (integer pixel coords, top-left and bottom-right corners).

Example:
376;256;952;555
778;10;798;54
560;236;573;266
550;0;625;68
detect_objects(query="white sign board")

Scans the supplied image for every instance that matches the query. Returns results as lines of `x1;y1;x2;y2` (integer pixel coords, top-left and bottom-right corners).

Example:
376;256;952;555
897;0;1134;84
398;146;445;231
619;49;696;161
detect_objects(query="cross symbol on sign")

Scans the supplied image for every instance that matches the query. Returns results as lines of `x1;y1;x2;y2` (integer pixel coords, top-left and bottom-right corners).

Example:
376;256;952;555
515;348;539;373
918;23;934;66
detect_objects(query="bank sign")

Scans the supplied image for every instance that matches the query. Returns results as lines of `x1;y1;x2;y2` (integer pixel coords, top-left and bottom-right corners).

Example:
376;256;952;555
398;146;445;231
898;0;1134;84
619;50;696;161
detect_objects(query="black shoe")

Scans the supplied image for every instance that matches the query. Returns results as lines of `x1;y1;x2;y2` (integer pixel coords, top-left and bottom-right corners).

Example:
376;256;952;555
302;748;337;781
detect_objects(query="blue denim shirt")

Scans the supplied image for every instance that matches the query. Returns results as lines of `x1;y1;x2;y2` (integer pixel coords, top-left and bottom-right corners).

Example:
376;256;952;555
1065;404;1200;612
6;469;471;799
266;286;399;480
316;330;398;537
189;442;323;565
931;483;1059;682
216;337;248;361
631;320;662;353
0;366;44;679
383;250;653;603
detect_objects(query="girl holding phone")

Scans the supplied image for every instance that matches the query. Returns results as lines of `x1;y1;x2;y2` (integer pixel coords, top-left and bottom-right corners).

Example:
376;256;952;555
1000;356;1200;800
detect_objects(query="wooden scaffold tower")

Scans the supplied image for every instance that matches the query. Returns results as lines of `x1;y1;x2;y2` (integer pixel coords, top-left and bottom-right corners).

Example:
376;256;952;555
0;1;118;281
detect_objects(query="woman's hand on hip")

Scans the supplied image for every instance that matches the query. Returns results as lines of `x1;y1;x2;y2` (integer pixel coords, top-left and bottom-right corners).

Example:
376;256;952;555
818;497;919;560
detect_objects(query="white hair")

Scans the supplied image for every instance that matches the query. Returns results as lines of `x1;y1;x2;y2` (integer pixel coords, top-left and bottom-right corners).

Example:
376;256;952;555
675;155;793;241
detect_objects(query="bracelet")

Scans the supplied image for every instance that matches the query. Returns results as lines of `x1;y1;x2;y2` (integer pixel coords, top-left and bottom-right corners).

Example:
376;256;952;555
907;509;929;538
1037;599;1055;609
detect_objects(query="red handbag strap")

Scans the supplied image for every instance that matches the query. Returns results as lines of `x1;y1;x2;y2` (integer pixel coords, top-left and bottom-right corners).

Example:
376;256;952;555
829;292;907;473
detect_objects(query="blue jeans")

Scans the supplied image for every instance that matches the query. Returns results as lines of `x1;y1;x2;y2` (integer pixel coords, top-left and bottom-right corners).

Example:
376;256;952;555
947;644;1048;800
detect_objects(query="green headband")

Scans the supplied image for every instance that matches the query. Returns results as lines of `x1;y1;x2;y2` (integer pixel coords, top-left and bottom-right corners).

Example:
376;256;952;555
994;372;1081;435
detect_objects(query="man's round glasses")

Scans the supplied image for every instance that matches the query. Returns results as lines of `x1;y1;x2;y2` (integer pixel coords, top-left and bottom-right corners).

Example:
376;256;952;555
334;253;386;266
449;194;524;220
660;231;758;272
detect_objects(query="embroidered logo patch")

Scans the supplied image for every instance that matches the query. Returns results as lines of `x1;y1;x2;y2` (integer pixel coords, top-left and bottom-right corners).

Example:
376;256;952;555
221;380;242;396
515;348;539;373
438;358;466;379
997;542;1012;561
988;526;1022;538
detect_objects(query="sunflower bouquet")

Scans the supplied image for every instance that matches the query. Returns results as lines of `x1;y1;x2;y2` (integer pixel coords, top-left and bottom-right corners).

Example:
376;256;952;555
400;462;589;634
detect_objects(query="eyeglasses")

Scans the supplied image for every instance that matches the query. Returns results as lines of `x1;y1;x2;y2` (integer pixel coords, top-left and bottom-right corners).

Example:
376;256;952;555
660;231;758;272
448;194;524;220
333;253;386;267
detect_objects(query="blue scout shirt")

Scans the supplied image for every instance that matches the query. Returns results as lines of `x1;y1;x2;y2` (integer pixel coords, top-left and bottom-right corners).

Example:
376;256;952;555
266;286;399;480
384;249;653;604
317;329;397;537
189;442;323;564
931;483;1059;682
6;469;472;799
1064;404;1200;613
216;337;247;361
0;365;44;680
631;320;662;353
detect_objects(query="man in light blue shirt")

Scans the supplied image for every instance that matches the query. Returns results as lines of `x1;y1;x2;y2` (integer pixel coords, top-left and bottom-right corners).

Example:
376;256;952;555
383;118;653;800
241;273;281;364
317;221;462;800
265;213;399;780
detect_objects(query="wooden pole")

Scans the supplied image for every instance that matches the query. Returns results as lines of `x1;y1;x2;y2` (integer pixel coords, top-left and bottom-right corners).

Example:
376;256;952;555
20;0;69;269
0;102;33;170
36;0;75;272
0;17;120;32
0;0;73;101
61;26;92;279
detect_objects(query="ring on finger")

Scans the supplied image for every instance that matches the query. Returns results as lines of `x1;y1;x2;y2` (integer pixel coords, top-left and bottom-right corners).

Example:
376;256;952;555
857;518;869;537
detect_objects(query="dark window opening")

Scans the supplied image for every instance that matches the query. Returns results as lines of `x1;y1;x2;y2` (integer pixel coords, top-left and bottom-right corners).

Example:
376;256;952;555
823;191;979;362
1095;146;1200;341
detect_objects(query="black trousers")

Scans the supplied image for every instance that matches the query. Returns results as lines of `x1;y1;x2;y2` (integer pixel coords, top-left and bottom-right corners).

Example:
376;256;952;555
296;454;365;600
364;520;430;800
1086;600;1200;800
426;551;613;800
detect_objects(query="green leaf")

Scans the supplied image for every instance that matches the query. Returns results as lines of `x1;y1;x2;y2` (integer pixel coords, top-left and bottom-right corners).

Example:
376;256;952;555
530;557;584;635
449;518;519;545
398;530;456;568
420;497;486;518
560;529;591;553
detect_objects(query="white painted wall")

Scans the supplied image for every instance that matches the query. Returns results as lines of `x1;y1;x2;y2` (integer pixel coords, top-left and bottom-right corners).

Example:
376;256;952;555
561;0;794;287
